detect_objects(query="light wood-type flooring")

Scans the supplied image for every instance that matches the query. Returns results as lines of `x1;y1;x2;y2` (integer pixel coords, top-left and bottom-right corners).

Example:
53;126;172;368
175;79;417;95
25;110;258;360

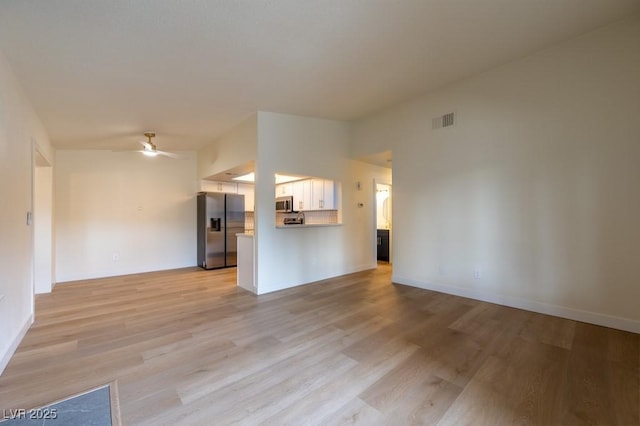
0;265;638;425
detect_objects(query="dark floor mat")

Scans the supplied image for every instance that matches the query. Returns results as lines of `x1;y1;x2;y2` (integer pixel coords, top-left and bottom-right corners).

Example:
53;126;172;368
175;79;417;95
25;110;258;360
1;385;112;425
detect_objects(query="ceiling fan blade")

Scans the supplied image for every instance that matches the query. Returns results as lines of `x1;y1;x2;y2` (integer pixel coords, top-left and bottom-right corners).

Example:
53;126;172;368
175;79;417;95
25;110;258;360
156;150;182;159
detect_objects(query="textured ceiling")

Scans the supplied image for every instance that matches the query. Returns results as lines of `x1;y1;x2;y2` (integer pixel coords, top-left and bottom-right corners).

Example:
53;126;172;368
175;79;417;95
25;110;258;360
0;0;638;152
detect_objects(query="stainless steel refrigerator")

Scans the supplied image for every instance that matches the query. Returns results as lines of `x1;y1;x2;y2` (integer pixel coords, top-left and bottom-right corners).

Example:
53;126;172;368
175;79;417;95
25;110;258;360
197;192;245;269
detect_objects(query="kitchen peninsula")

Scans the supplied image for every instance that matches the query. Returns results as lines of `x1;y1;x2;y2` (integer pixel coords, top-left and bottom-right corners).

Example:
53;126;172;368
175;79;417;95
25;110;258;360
236;173;343;293
236;232;254;292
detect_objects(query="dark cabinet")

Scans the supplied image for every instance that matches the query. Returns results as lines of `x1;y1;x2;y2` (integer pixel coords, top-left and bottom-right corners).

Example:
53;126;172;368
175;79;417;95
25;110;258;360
377;229;389;262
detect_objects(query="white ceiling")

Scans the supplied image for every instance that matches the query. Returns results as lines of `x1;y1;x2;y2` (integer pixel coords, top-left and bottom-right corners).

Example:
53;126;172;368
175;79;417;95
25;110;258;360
0;1;638;152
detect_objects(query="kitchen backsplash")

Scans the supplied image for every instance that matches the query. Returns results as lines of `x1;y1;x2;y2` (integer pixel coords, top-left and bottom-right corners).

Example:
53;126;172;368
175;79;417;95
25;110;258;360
244;210;338;230
276;210;338;225
245;211;254;231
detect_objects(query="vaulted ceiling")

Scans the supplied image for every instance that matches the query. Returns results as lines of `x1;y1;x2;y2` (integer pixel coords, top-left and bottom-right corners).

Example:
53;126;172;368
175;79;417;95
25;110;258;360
0;1;638;152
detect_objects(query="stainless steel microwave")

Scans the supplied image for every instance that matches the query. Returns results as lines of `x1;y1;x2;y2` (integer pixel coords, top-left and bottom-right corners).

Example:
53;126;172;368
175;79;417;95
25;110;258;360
276;196;294;213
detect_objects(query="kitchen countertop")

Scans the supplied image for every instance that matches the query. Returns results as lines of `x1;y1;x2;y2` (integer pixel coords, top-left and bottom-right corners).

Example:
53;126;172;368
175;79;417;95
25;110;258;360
276;223;342;229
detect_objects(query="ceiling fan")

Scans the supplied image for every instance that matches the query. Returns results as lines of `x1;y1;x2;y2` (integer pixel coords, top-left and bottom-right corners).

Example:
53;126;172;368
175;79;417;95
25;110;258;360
138;132;179;158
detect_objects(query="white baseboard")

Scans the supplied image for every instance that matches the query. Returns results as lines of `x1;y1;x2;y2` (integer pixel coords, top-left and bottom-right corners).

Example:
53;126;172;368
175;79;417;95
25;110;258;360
343;263;378;275
257;263;378;295
393;275;639;334
0;314;34;376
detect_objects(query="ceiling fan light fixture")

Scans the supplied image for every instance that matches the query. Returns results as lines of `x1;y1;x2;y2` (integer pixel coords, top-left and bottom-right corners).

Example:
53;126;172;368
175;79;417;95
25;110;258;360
141;132;159;157
134;131;178;159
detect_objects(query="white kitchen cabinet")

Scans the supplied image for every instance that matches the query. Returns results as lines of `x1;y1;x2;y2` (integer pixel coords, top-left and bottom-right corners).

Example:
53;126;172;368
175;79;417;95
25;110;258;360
323;180;335;209
276;182;293;196
276;178;336;210
237;183;255;212
293;179;311;211
311;179;335;209
200;180;219;192
219;182;238;193
201;180;237;193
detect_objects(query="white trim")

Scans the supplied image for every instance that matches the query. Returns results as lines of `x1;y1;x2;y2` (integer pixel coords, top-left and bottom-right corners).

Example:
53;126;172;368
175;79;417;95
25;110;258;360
0;314;34;375
33;140;53;167
32;383;111;408
257;263;377;295
342;263;378;275
393;275;640;334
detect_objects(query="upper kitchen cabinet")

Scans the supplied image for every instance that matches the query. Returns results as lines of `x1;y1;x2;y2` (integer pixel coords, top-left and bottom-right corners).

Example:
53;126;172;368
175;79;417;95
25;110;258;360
237;183;255;212
311;179;334;210
201;180;238;193
293;179;311;211
276;182;293;197
275;176;337;211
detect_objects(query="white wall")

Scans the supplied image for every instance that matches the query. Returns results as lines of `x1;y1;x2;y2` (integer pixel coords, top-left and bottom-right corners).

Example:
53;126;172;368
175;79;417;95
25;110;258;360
254;112;389;294
55;150;197;282
376;183;391;230
353;16;640;332
197;113;257;179
0;50;53;373
34;163;54;293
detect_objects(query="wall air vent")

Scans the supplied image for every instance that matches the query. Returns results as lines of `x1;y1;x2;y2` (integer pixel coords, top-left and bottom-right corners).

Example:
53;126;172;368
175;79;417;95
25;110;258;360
432;112;455;130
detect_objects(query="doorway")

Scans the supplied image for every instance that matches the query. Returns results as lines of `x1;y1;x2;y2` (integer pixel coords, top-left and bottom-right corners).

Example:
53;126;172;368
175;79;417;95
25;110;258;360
375;182;392;263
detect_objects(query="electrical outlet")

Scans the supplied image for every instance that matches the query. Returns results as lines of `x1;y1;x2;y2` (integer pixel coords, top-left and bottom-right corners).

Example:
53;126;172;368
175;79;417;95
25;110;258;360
473;269;481;279
112;253;119;262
